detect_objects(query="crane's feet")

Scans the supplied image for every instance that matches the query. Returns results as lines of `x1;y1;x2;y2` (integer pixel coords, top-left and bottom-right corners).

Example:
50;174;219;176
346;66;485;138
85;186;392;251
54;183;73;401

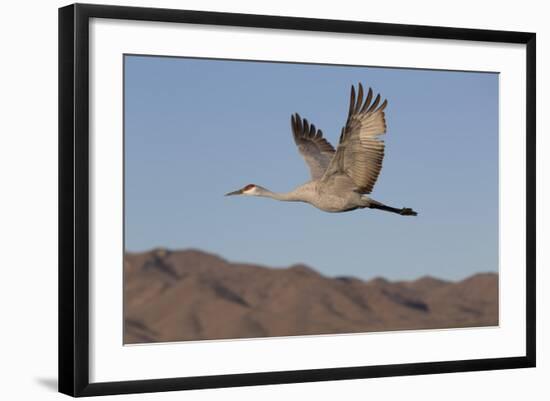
400;208;418;216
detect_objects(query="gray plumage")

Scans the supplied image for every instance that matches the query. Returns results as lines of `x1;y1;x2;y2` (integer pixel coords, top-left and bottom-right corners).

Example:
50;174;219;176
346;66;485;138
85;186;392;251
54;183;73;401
226;83;417;216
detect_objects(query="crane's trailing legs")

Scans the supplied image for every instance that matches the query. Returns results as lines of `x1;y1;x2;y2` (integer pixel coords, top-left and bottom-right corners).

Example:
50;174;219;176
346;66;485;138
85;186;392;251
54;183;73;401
366;199;418;216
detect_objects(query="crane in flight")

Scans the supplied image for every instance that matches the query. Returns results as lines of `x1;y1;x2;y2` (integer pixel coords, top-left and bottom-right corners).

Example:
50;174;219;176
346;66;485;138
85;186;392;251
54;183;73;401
225;83;417;216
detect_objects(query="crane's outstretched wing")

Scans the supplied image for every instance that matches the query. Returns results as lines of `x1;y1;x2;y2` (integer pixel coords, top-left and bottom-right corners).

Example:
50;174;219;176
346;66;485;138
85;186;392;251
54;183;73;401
321;84;388;194
290;113;336;180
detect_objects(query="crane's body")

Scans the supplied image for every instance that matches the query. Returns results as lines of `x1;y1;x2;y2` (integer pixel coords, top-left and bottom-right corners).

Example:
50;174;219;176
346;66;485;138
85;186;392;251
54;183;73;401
225;83;417;216
238;182;366;213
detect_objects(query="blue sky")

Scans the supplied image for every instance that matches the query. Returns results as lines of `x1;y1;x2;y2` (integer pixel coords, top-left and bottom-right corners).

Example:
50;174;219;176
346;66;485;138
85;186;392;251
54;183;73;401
124;55;499;281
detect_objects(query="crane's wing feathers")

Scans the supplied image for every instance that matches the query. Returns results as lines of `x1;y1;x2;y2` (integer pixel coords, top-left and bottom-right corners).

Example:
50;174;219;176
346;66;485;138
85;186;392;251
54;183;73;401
291;113;336;180
322;84;388;194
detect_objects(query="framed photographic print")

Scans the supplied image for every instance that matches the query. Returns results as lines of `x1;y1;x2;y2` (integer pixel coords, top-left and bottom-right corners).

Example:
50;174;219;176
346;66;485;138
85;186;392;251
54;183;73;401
58;3;536;397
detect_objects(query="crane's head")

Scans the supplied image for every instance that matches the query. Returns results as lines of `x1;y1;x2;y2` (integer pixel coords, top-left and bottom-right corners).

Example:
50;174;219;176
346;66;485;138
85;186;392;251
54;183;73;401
225;184;260;196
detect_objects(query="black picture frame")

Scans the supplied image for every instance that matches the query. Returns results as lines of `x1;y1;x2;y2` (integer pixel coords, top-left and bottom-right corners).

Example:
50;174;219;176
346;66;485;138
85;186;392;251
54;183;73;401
58;3;536;397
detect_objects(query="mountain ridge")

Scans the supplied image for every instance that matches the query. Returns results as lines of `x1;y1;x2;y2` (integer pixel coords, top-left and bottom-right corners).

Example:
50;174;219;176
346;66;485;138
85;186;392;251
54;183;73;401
124;248;498;344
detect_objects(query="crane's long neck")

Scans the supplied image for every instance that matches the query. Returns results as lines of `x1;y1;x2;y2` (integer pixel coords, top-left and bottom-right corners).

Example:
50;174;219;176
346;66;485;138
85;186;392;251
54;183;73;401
256;187;303;202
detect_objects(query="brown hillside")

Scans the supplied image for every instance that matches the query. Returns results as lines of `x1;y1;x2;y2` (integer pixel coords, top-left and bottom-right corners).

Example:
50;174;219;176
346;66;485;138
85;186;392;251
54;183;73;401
124;249;498;344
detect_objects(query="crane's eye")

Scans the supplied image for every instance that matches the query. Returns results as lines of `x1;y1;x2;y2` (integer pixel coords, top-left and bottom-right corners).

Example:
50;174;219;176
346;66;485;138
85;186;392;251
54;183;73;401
243;184;256;191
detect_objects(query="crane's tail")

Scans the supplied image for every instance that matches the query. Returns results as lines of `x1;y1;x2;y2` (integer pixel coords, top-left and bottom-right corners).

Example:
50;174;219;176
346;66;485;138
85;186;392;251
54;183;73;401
368;200;418;216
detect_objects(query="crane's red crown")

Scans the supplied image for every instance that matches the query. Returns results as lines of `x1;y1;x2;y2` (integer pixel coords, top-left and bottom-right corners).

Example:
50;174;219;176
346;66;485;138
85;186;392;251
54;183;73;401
243;184;256;191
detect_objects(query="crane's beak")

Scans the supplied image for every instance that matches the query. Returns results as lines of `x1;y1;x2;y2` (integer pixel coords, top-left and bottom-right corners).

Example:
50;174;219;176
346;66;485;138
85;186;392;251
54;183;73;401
225;189;243;196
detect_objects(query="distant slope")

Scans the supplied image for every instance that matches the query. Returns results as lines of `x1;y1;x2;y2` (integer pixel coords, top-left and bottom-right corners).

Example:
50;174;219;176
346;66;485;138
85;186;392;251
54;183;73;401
124;249;498;344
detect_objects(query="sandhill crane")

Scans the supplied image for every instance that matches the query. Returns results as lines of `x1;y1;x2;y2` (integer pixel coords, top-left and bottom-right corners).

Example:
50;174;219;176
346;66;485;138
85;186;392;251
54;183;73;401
225;83;417;216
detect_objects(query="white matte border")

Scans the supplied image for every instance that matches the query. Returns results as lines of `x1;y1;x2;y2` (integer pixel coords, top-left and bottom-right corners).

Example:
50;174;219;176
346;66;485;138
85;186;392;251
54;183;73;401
89;18;526;383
